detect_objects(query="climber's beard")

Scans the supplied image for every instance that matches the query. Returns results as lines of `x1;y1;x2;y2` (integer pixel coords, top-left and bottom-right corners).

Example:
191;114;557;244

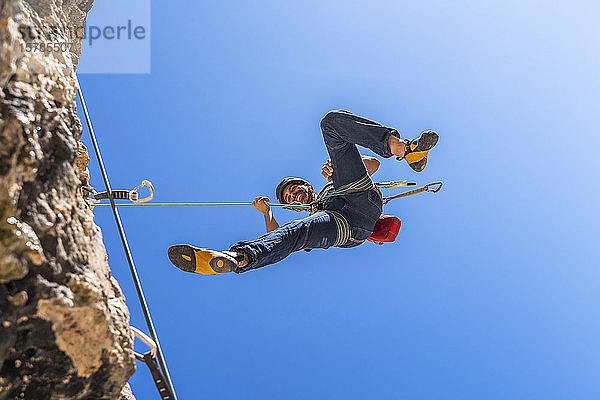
290;184;315;204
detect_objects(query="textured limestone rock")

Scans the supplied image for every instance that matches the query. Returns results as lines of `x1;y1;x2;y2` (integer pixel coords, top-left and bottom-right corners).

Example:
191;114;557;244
119;384;135;400
0;0;136;398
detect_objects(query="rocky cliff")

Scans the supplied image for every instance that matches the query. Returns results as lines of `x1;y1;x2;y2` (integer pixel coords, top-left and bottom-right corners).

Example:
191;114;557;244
0;0;135;399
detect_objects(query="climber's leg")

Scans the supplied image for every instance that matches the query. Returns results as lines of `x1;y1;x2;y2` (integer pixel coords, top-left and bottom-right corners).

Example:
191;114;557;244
320;110;438;176
229;210;347;272
319;110;402;189
166;211;349;274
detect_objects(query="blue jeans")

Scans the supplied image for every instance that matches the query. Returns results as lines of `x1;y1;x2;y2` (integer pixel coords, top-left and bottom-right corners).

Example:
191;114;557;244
231;110;401;272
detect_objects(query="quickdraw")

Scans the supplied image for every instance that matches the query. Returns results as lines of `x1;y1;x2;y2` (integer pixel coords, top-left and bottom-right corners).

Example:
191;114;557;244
83;180;154;207
131;326;175;400
382;181;442;205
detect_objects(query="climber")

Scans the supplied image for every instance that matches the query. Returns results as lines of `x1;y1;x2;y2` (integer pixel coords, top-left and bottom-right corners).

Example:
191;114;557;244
167;110;439;274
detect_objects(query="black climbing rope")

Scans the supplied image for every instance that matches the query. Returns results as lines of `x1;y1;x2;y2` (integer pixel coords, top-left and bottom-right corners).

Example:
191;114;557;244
75;76;178;400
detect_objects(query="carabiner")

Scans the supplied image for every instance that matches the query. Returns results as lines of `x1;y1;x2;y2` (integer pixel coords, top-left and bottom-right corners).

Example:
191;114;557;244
425;182;443;193
131;180;154;203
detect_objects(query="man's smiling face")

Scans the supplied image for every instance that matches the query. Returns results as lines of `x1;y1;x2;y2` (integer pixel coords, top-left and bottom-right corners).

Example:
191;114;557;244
282;182;315;204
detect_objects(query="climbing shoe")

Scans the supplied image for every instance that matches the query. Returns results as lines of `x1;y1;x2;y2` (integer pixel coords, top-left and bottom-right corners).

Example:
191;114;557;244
167;244;243;274
397;130;439;172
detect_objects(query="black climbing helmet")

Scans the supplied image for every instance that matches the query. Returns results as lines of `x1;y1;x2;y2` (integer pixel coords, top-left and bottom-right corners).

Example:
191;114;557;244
276;177;309;204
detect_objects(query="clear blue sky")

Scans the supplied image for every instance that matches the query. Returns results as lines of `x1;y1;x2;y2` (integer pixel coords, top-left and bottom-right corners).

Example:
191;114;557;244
78;1;599;399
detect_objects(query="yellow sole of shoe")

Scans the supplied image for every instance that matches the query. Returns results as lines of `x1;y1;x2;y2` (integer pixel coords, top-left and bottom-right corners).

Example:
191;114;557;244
168;245;236;274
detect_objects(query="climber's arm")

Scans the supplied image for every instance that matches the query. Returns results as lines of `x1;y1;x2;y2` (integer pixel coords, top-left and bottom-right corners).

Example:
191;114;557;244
361;155;380;175
252;196;280;233
321;155;380;181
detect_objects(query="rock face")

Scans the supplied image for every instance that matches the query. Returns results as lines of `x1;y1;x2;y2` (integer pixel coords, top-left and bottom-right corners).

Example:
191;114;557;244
0;0;135;399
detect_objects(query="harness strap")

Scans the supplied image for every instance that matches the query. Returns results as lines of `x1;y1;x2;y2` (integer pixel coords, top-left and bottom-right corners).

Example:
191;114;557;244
327;210;351;247
306;174;376;214
327;174;375;196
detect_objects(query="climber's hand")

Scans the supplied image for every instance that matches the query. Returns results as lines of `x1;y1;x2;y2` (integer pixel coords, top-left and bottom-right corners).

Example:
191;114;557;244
252;196;271;215
321;159;333;182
